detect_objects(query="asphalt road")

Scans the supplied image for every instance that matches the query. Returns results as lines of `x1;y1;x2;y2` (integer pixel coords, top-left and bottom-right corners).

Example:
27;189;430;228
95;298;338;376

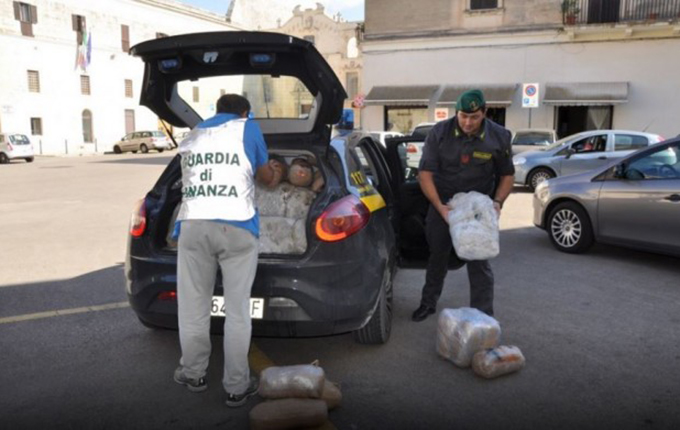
1;153;679;430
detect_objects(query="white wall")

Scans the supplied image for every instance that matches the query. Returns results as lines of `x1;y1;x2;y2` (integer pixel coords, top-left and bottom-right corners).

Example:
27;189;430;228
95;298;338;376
0;0;239;155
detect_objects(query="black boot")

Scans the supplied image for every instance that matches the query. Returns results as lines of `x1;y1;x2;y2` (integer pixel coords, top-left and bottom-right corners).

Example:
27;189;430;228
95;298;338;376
411;305;436;322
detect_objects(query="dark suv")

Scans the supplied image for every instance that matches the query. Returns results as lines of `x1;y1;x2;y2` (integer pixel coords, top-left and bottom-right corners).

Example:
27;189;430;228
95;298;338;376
125;32;437;344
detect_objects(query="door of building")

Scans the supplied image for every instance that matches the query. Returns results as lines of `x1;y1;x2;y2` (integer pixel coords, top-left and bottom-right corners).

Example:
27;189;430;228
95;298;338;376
555;106;612;138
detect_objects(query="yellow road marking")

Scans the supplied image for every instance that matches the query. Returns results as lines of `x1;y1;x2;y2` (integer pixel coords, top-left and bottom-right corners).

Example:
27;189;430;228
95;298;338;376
0;301;130;324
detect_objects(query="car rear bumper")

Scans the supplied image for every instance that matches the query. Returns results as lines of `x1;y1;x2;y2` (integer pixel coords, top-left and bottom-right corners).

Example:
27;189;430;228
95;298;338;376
126;248;386;336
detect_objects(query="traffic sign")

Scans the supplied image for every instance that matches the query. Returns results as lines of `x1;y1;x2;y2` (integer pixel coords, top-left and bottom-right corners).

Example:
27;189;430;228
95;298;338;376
522;83;539;108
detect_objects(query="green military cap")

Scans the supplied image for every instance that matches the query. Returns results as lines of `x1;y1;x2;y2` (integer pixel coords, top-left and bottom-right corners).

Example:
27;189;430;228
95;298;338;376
456;89;486;113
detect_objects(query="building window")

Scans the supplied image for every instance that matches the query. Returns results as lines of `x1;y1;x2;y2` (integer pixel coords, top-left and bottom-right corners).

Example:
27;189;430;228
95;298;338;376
30;117;42;135
13;2;37;37
80;75;91;95
125;79;133;98
82;110;93;143
303;35;315;44
347;37;358;59
27;70;40;93
121;25;130;52
156;32;168;38
125;109;135;135
193;86;199;103
470;0;499;10
72;14;86;44
346;72;359;100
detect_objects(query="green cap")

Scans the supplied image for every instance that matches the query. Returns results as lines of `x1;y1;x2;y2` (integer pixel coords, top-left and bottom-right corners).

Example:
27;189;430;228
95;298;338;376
456;89;486;113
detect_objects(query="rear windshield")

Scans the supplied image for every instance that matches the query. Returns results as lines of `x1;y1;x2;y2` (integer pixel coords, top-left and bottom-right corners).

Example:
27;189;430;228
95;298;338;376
177;75;315;120
9;134;30;145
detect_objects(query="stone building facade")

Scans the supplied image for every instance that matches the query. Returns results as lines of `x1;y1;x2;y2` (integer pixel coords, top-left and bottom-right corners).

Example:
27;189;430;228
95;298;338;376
1;0;240;155
361;0;680;138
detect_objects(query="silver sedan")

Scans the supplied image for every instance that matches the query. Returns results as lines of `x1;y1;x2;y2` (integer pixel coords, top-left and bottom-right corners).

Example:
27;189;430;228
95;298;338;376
533;139;680;256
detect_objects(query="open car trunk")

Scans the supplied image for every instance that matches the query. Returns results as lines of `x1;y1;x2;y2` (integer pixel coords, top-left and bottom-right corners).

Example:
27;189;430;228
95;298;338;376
164;150;322;255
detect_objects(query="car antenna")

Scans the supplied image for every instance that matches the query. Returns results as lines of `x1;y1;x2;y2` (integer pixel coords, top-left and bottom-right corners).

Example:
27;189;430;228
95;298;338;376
641;119;654;132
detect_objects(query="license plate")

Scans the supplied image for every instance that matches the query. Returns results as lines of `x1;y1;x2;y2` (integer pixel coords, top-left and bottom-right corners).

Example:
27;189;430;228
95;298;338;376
211;297;264;319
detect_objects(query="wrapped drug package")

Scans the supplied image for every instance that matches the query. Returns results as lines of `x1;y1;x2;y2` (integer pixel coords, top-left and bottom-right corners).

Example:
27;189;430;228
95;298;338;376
259;365;325;400
446;191;499;261
436;307;501;368
472;345;525;379
249;398;328;430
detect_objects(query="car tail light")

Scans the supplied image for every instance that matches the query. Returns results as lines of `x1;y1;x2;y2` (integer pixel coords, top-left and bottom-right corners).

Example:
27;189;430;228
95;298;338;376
315;195;370;242
406;143;417;153
158;291;177;301
130;198;147;237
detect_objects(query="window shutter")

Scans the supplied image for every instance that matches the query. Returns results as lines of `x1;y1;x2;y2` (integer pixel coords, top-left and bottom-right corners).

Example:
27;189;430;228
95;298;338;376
121;25;130;52
14;2;20;20
72;14;78;31
30;5;37;24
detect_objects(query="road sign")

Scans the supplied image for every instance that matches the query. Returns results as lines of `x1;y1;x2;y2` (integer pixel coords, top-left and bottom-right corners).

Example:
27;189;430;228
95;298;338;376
435;107;449;122
522;83;539;108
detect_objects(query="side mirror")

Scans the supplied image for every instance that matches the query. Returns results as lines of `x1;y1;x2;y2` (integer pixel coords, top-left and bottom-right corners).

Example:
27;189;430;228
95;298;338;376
564;148;575;159
614;163;627;179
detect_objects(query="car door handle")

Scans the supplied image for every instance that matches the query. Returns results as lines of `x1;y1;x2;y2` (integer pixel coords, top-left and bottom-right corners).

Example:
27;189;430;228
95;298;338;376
597;156;608;160
664;194;680;202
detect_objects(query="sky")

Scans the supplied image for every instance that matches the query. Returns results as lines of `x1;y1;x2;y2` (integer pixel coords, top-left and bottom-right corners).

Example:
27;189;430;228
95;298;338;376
178;0;365;22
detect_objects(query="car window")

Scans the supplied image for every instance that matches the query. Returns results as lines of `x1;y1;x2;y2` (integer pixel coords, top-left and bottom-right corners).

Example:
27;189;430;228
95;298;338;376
350;143;380;187
9;134;30;145
614;134;648;151
571;134;608;153
152;131;166;137
131;133;140;139
142;132;151;138
625;143;680;180
412;126;432;138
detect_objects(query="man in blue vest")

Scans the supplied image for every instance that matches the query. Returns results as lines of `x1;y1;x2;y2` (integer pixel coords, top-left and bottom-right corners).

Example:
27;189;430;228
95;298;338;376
412;89;515;322
172;94;280;407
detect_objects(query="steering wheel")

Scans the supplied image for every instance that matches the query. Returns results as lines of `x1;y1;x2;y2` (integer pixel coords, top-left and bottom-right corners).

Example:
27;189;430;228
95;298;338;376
660;164;678;178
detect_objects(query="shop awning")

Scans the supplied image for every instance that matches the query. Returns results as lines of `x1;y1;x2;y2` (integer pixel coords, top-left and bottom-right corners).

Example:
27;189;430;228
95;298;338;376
363;85;439;106
436;84;518;107
543;82;629;105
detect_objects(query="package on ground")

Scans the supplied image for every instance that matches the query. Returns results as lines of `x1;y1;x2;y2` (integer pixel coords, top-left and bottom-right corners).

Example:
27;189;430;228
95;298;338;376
472;345;525;379
321;379;342;410
259;364;325;399
436;307;501;367
249;398;328;430
447;191;499;261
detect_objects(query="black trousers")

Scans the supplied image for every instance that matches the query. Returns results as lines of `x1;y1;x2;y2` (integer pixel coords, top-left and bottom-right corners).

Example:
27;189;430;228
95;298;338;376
419;205;495;316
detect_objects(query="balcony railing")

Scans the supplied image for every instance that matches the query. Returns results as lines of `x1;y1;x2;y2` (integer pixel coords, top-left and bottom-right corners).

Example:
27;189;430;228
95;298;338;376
562;0;680;25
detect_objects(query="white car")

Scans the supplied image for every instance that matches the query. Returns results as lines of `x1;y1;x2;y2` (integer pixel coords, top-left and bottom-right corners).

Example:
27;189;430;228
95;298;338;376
112;131;172;154
0;133;34;164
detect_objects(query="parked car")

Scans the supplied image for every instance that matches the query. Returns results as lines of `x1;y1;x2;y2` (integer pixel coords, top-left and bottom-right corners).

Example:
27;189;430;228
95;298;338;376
511;128;556;154
125;32;443;345
0;133;34;164
513;130;664;190
173;131;190;148
533;138;680;256
113;131;172;154
402;123;435;168
369;131;404;147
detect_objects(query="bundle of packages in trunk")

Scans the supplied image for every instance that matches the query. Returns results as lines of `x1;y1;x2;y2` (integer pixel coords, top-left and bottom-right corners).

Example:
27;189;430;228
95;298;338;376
446;191;499;261
249;398;328;430
256;183;313;254
259;364;326;399
436;307;501;367
472;345;525;379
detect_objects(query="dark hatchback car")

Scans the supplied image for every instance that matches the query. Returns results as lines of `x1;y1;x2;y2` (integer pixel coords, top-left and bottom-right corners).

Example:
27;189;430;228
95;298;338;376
125;32;437;344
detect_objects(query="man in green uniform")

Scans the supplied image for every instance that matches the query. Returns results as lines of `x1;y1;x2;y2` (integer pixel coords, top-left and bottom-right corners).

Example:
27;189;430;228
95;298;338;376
412;89;515;322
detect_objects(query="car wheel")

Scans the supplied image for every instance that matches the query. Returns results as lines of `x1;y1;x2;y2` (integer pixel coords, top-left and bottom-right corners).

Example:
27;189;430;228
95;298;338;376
114;145;122;154
353;257;395;345
0;153;9;164
528;168;555;191
140;144;149;154
26;157;34;163
547;202;594;254
158;149;164;153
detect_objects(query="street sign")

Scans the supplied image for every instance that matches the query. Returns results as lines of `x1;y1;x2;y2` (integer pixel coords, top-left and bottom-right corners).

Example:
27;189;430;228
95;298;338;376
522;83;539;108
435;107;449;122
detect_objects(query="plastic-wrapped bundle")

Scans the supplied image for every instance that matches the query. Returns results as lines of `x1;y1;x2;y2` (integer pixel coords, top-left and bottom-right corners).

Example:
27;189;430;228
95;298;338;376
249;398;328;430
256;184;287;217
446;191;499;261
321;379;342;410
259;217;300;254
436;307;501;368
285;186;316;219
472;345;525;379
259;365;325;399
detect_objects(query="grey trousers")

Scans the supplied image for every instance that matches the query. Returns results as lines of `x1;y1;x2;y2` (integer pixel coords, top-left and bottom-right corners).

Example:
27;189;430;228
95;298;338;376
420;205;495;316
177;220;258;394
